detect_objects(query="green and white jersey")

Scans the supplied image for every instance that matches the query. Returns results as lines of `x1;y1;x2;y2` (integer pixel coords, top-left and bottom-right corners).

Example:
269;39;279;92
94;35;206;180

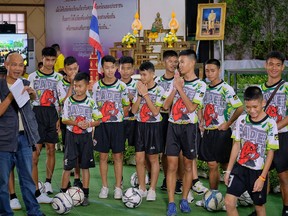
155;75;174;113
133;83;164;123
28;70;62;113
260;80;288;133
124;78;137;121
232;114;279;170
62;96;102;134
57;78;71;106
203;80;243;129
164;78;206;124
92;79;130;123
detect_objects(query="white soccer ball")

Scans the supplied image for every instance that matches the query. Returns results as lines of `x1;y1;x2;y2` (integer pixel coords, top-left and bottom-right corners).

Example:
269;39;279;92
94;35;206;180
130;172;149;187
203;190;224;211
66;187;85;206
122;187;142;208
237;191;253;206
38;181;46;194
51;192;73;214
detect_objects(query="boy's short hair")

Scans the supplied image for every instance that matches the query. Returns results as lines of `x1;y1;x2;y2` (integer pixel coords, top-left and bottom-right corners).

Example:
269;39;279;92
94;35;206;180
74;72;90;83
119;56;134;65
38;62;43;68
139;61;155;72
266;51;285;64
163;50;178;60
179;49;197;60
64;56;77;66
205;58;221;69
101;55;116;67
51;44;60;51
244;86;263;101
42;47;57;57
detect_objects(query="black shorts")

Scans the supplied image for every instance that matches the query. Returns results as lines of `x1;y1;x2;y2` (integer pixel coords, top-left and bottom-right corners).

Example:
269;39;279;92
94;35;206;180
271;132;288;173
64;130;95;170
135;122;163;154
198;129;232;163
94;122;125;153
161;112;169;148
124;120;137;146
60;117;67;146
226;163;267;206
165;123;199;160
33;106;58;144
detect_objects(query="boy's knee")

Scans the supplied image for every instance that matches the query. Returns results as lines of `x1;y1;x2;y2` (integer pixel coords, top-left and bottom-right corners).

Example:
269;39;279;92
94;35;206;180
224;195;237;211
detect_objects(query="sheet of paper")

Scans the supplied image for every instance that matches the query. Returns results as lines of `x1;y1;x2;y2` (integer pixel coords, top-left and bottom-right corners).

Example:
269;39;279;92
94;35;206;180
9;78;30;108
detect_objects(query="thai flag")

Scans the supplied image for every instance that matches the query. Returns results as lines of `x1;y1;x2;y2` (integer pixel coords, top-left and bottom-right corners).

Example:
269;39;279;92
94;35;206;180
89;1;104;73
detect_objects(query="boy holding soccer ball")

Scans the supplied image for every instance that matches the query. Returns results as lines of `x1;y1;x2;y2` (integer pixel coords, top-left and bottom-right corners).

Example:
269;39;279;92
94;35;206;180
60;72;102;206
224;86;279;216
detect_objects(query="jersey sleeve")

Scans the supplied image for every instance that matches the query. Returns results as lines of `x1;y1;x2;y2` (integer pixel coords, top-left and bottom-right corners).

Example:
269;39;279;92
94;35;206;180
266;119;279;150
56;81;66;105
155;86;165;107
231;115;242;141
62;98;70;121
192;81;206;105
90;98;103;121
162;82;174;99
226;85;243;108
121;83;130;106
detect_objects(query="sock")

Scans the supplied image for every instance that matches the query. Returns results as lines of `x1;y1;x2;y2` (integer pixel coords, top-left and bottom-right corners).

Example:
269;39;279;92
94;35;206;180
10;193;17;200
148;172;151;179
60;188;67;193
35;189;41;197
45;178;51;183
82;188;89;198
74;178;80;183
192;178;199;186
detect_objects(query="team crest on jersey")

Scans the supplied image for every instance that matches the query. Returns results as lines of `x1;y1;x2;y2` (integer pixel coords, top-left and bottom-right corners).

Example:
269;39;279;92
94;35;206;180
140;103;156;122
72;116;86;134
100;101;119;122
40;89;56;106
238;141;260;167
204;103;219;127
172;98;189;121
266;105;282;123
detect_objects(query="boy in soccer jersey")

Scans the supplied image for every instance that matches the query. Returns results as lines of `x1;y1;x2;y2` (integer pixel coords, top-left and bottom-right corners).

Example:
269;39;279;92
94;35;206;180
196;59;244;206
224;86;279;216
60;72;102;206
131;61;165;201
57;56;83;188
92;55;130;200
119;56;137;146
28;47;62;202
163;49;206;215
260;51;288;216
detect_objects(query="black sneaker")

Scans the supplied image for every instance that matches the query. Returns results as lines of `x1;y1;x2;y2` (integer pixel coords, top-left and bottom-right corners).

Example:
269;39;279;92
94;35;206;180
160;178;167;191
175;180;182;195
248;211;256;216
73;180;83;189
67;181;71;188
81;197;89;206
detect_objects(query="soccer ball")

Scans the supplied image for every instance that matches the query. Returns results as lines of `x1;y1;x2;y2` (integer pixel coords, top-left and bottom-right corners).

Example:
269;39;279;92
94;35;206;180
38;181;46;193
203;190;224;211
51;192;73;214
130;172;149;187
122;187;142;208
237;191;253;206
66;187;85;206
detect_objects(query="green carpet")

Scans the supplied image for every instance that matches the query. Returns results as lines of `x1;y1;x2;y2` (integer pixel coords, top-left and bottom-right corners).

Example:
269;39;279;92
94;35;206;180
12;151;283;216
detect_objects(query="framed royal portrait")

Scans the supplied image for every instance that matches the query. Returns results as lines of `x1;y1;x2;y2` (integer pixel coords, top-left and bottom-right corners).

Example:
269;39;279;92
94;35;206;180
195;3;226;40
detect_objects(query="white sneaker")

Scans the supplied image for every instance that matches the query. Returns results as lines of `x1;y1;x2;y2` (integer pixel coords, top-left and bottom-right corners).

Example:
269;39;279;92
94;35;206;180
44;182;53;194
146;189;156;201
10;198;22;210
192;181;208;195
195;200;203;207
187;190;194;203
99;186;109;199
138;188;147;198
114;187;122;199
36;193;53;204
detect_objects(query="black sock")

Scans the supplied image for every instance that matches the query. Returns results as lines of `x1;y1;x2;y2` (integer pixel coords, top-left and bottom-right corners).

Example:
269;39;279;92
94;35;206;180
192;178;199;186
82;188;89;198
35;189;41;197
148;172;151;179
74;178;80;182
10;193;17;200
61;188;67;193
45;178;51;183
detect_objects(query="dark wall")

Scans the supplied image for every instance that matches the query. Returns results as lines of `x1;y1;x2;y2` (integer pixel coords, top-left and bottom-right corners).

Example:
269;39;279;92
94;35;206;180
186;0;213;64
